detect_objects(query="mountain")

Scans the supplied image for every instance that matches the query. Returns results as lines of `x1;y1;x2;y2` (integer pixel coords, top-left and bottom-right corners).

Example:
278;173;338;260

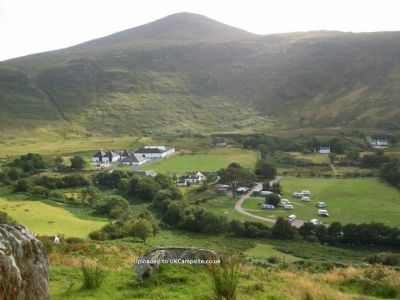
1;12;400;136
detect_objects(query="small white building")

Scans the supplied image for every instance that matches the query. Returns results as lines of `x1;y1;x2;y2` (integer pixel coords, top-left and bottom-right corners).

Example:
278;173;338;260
370;138;389;146
319;147;331;154
91;150;120;164
177;172;206;186
135;146;175;159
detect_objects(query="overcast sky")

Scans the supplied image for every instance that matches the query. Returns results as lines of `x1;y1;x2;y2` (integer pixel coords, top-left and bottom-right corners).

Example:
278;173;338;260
1;0;400;61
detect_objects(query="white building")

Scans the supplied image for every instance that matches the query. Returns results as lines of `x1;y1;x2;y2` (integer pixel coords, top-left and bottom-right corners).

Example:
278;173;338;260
177;171;206;185
120;153;148;166
135;146;175;159
319;147;331;154
91;150;120;163
370;138;389;146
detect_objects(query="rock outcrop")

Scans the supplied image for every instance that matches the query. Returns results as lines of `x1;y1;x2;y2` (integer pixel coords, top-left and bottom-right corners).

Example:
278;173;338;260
134;247;217;281
0;224;50;300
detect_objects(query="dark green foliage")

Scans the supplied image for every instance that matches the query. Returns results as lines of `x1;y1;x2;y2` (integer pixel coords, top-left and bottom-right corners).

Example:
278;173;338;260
272;217;296;239
10;153;46;173
70;155;86;170
379;158;400;188
255;160;276;180
367;252;400;266
13;178;31;192
33;174;89;189
218;164;255;186
95;197;129;219
30;186;50;198
265;194;281;207
93;170;131;188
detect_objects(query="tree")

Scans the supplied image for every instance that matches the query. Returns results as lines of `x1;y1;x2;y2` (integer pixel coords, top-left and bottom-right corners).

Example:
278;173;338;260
328;153;336;164
96;197;129;219
255;160;276;180
218;164;255;187
272;217;296;239
54;156;64;169
14;178;31;192
265;193;281;207
327;222;343;244
131;219;153;242
70;155;86;170
258;144;268;159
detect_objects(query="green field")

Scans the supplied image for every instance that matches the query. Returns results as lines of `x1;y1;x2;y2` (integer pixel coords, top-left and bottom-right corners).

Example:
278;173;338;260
198;195;258;222
243;178;400;226
144;147;259;173
0;197;106;238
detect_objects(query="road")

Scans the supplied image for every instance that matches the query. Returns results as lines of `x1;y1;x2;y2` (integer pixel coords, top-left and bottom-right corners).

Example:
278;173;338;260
234;177;306;228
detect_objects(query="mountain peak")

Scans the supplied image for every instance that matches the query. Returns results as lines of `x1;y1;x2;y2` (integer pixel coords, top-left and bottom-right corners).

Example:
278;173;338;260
78;12;255;48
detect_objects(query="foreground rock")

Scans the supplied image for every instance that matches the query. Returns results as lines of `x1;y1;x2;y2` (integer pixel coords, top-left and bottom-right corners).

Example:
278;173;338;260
0;224;50;300
134;247;218;281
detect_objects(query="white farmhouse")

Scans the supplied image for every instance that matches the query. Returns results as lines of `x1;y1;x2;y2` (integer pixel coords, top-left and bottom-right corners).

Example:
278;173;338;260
91;150;120;163
370;138;389;146
319;147;331;154
177;171;206;185
135;146;175;159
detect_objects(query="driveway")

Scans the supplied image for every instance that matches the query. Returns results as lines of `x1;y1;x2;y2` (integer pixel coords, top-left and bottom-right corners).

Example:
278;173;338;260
234;177;306;228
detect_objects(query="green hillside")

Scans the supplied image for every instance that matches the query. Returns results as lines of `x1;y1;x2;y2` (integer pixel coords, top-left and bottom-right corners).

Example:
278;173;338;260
1;12;400;135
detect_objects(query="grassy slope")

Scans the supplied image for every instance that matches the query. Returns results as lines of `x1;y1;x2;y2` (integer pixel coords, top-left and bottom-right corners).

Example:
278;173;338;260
2;16;400;135
242;178;400;226
0;196;106;237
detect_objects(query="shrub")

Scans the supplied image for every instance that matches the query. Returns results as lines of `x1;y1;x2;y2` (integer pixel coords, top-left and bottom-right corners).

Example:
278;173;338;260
31;186;50;198
208;254;240;300
80;262;107;290
367;253;400;266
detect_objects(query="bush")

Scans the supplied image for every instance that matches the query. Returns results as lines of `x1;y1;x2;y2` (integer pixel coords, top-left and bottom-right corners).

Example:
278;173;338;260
367;253;400;266
208;254;240;300
80;262;107;290
31;186;50;198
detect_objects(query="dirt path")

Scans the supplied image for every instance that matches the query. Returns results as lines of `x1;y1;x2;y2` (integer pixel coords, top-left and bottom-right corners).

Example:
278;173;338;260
234;177;306;228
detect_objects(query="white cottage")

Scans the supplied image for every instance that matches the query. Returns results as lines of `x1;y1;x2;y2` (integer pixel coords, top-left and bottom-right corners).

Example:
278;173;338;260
135;146;175;159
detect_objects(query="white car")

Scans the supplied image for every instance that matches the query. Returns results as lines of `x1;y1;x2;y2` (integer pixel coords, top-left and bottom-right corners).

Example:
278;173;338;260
261;204;275;210
288;214;296;222
316;202;326;208
302;190;311;196
310;218;319;225
318;209;329;217
281;199;290;204
291;192;303;198
284;204;294;210
301;196;311;202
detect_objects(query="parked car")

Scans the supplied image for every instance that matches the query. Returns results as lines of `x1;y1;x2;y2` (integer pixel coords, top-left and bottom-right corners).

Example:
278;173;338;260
316;202;326;208
284;204;294;210
301;196;311;202
302;190;311;196
318;209;329;217
291;192;303;198
288;214;296;222
261;204;275;210
281;199;290;204
310;218;319;225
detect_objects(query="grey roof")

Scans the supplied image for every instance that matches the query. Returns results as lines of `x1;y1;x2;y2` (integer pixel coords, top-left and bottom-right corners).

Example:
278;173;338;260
135;147;167;154
121;153;146;163
93;150;106;158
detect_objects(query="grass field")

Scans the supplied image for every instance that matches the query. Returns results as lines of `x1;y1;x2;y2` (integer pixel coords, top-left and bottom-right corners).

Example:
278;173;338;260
143;147;259;173
243;178;400;226
198;195;258;223
289;152;331;164
0;197;106;238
